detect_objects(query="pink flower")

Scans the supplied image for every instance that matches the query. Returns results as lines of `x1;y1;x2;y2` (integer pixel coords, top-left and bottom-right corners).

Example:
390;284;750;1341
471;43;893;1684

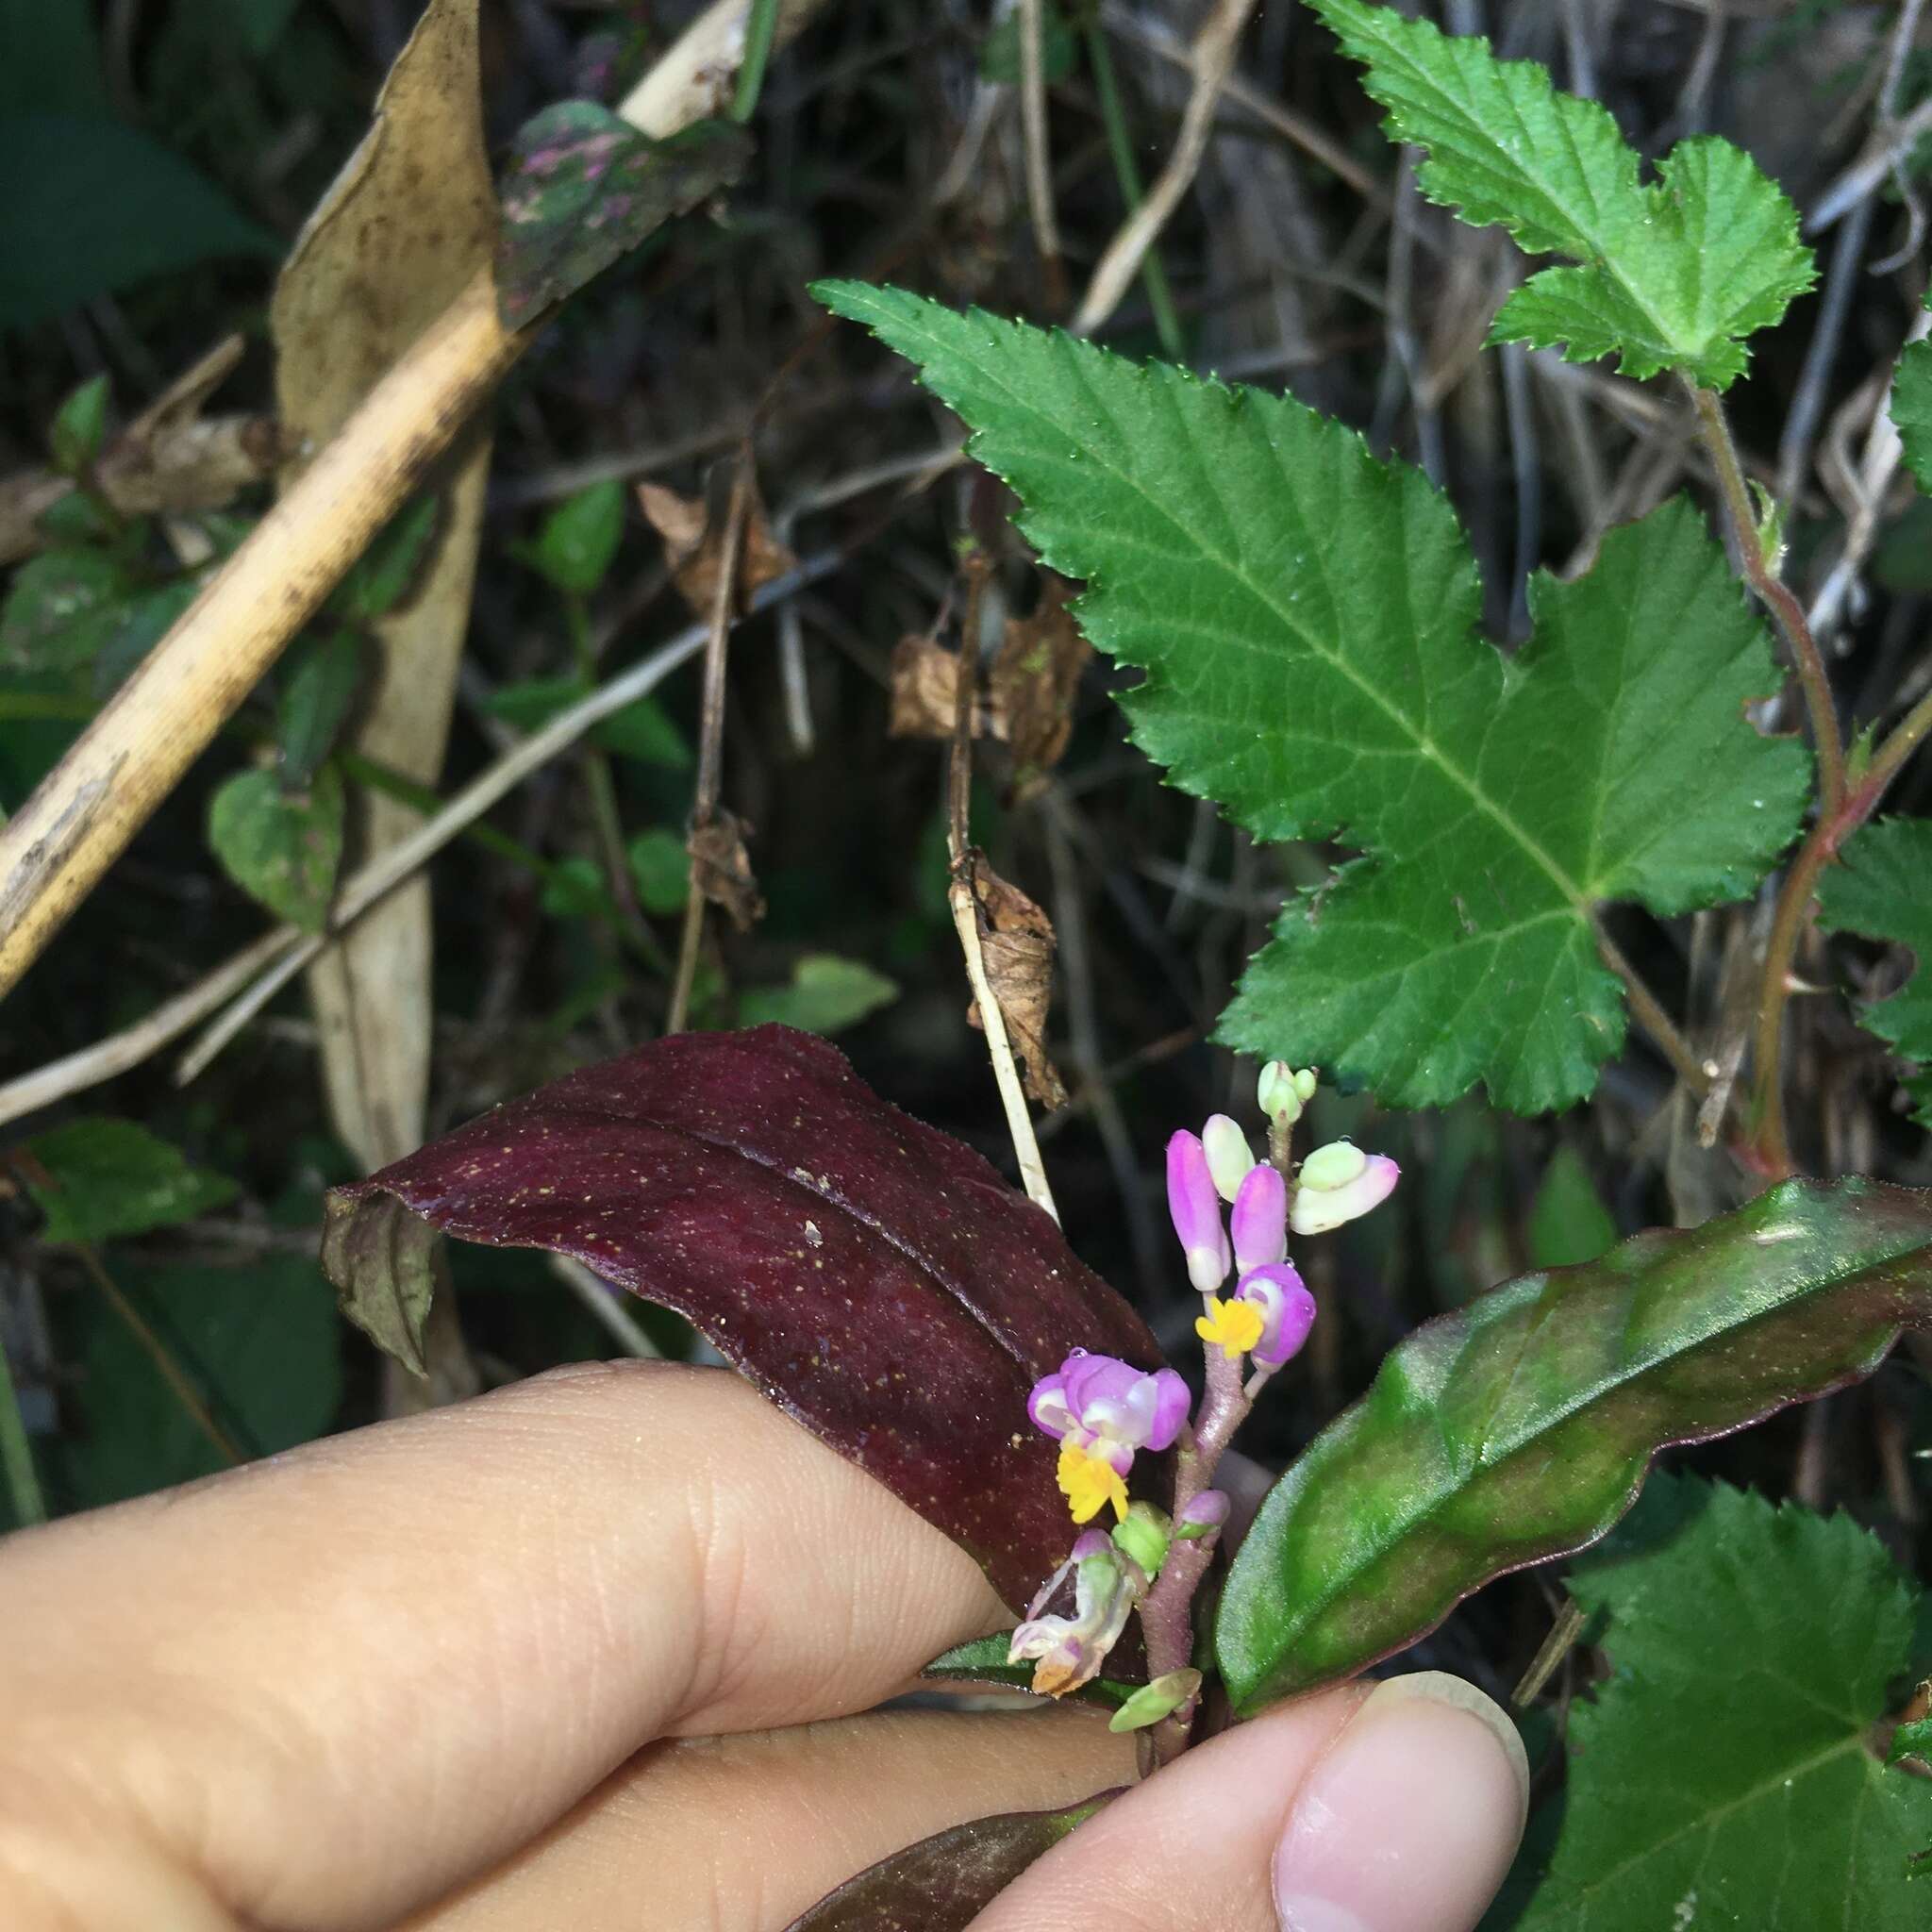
1290;1144;1401;1236
1235;1262;1317;1366
1167;1130;1231;1291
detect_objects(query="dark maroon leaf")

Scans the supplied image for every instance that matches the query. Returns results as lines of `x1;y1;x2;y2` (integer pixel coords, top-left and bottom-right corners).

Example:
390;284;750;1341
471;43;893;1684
783;1792;1119;1931
323;1025;1168;1607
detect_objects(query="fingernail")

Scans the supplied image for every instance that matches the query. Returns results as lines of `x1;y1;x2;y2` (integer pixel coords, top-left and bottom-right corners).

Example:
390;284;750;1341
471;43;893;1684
1274;1672;1529;1932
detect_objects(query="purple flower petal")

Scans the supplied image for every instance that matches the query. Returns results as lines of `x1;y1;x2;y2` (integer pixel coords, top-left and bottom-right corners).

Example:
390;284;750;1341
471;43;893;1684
1026;1373;1072;1440
1167;1130;1230;1291
1145;1367;1191;1450
1230;1163;1288;1273
1236;1261;1317;1365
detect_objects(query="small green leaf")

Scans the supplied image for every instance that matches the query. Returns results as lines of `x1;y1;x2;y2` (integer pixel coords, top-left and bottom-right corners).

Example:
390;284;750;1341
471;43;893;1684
1890;1715;1932;1770
529;479;625;597
1507;1478;1932;1926
337;493;440;622
1309;0;1814;387
1527;1144;1617;1269
739;955;899;1036
784;1794;1117;1931
1817;818;1932;1127
0;546;135;672
920;1632;1138;1710
277;629;366;791
48;373;109;476
208;763;345;935
495;105;753;329
320;1189;443;1379
1894;338;1932;494
22;1118;238;1244
539;854;608;921
484;675;690;765
92;579;200;699
981;1;1075;85
626;827;690;913
1216;1177;1932;1711
815;283;1807;1112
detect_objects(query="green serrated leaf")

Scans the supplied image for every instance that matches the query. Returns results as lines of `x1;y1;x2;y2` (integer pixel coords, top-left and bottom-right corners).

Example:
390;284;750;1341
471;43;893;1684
208;763;345;935
1507;1477;1932;1926
48;373;109;476
0;546;135;672
22;1117;239;1244
739;955;899;1036
1311;0;1815;387
1215;1177;1932;1711
529;478;625;597
337;493;440;622
786;1793;1117;1931
495;105;753;329
277;629;366;791
814;283;1808;1111
920;1632;1137;1709
1817;818;1932;1127
1894;339;1932;494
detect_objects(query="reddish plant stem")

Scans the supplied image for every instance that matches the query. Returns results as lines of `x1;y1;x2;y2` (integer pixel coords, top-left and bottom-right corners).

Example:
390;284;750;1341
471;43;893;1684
1140;1340;1249;1764
1749;682;1932;1174
1687;382;1847;819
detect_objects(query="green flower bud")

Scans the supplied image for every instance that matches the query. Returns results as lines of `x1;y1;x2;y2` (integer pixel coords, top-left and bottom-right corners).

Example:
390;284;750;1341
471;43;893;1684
1110;1500;1172;1580
1108;1668;1204;1733
1298;1140;1368;1191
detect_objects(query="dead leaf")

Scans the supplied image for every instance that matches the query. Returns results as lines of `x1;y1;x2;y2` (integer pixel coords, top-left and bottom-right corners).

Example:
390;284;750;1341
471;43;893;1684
0;338;286;567
891;634;984;740
690;811;765;931
991;583;1090;792
967;853;1066;1108
273;0;493;1408
638;474;796;617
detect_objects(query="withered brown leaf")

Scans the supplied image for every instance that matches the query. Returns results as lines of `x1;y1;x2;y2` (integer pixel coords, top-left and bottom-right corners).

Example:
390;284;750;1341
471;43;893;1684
991;584;1091;792
966;854;1066;1108
689;810;765;931
638;475;796;618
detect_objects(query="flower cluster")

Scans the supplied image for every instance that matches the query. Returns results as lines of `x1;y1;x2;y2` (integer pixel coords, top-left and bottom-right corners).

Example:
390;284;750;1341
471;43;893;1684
1011;1063;1400;1704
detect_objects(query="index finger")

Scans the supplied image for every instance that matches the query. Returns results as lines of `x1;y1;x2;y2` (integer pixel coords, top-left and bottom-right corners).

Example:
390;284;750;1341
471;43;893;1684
0;1360;1008;1931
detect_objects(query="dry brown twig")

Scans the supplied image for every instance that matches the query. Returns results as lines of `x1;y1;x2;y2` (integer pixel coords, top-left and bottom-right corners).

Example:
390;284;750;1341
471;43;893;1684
0;0;830;1006
1018;0;1068;310
1074;0;1262;338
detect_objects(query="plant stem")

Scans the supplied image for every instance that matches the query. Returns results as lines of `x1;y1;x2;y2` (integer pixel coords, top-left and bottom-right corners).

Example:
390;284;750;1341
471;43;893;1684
668;459;754;1034
1592;919;1712;1098
731;0;784;123
0;1331;46;1527
1687;382;1846;817
1749;682;1932;1174
1085;24;1184;360
1140;1341;1248;1764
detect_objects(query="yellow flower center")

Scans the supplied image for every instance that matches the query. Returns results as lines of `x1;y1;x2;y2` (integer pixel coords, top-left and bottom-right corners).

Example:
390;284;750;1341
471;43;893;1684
1195;1295;1265;1360
1057;1441;1129;1524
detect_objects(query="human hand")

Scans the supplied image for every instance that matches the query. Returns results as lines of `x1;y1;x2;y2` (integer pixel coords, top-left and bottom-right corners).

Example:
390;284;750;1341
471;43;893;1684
0;1361;1526;1930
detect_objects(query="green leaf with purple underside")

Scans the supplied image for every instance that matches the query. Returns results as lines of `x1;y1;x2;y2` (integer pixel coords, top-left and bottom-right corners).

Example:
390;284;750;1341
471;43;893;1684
321;1025;1169;1609
1217;1176;1932;1711
783;1793;1117;1931
495;103;752;329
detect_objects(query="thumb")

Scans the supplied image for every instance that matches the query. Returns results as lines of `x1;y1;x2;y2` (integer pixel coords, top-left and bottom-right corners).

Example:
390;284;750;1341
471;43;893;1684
968;1672;1528;1932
